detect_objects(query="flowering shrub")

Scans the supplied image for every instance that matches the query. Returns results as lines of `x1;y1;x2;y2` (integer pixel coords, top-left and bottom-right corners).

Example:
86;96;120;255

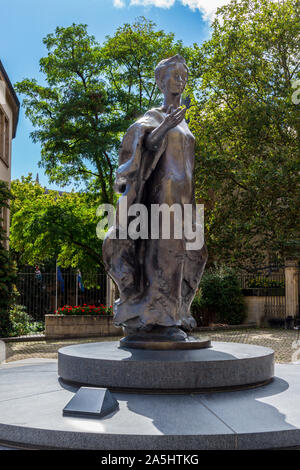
54;304;113;316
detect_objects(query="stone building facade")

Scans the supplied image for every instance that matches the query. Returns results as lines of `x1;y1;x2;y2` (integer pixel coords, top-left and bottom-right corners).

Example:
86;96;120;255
0;60;19;246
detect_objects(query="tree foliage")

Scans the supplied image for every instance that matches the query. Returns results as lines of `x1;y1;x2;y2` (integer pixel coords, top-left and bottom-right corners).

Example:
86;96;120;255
10;175;103;273
101;17;190;114
14;10;300;269
188;0;300;267
15;18;189;202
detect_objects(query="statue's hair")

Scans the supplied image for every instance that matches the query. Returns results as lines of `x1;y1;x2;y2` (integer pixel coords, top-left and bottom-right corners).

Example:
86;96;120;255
155;54;189;93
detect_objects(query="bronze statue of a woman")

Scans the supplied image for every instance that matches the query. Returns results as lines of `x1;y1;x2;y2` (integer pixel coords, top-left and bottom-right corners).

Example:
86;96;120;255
103;55;208;343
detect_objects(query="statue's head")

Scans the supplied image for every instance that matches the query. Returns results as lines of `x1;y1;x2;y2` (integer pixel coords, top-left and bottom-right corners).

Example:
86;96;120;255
155;54;189;94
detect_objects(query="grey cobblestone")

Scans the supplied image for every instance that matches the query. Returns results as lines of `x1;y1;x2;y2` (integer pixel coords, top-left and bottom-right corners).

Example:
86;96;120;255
2;329;299;364
196;328;299;363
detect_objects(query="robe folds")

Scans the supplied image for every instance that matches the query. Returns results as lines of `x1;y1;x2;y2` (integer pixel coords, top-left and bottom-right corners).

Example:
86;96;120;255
102;107;208;332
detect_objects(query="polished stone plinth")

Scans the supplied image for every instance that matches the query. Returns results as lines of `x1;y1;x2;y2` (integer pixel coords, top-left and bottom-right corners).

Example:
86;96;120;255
58;341;274;391
0;359;300;450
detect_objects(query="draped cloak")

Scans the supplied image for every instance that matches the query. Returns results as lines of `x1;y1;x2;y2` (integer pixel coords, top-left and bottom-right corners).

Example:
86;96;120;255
102;107;208;332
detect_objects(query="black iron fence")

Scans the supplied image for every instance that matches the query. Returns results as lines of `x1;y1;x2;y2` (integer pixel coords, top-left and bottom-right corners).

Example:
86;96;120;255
16;268;107;322
15;265;294;325
239;270;285;291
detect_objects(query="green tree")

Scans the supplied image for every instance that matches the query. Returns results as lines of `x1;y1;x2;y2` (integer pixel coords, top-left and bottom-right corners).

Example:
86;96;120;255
15;18;190;202
101;17;190;115
10;175;103;273
0;181;16;336
188;0;300;268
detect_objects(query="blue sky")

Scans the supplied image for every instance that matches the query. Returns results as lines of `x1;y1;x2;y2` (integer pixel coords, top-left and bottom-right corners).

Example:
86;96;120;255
1;0;226;190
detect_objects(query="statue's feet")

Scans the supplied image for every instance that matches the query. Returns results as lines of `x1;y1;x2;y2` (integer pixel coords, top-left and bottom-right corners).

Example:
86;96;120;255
119;324;208;350
122;325;188;342
149;325;188;341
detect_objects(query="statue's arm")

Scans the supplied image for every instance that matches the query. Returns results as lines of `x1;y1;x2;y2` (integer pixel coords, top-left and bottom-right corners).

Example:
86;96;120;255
145;121;169;152
145;106;186;152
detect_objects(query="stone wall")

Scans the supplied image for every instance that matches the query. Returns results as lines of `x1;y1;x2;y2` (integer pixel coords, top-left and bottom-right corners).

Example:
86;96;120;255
285;261;299;317
244;296;268;326
45;315;123;339
0;61;19;249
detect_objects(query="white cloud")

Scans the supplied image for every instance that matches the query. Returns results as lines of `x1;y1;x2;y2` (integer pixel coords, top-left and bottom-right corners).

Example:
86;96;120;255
114;0;231;19
113;0;126;7
130;0;175;8
181;0;230;19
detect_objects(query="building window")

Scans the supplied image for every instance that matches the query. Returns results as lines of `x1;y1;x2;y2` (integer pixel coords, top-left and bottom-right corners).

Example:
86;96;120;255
0;107;9;167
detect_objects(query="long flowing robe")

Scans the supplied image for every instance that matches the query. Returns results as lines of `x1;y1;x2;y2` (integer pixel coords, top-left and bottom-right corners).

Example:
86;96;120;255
102;107;208;332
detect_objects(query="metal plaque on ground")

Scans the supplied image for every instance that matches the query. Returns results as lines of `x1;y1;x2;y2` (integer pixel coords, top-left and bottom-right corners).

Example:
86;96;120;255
63;387;119;418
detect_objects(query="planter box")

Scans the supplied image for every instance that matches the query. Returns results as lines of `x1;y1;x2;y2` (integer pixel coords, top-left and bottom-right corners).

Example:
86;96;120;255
45;315;123;339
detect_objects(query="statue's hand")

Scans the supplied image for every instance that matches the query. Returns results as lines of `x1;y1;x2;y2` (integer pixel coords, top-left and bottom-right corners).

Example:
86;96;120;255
145;105;186;152
163;105;186;130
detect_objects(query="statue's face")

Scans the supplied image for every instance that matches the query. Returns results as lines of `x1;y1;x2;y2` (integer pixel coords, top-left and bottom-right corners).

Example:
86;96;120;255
163;63;188;95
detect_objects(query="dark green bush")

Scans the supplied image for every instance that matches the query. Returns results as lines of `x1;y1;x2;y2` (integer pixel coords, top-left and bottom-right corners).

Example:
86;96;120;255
192;266;246;326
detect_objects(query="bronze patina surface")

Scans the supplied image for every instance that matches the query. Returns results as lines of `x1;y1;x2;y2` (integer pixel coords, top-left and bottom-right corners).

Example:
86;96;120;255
119;336;211;351
102;55;208;345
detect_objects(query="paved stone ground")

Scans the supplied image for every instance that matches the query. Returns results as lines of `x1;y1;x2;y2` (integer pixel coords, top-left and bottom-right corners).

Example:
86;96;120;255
1;328;300;451
2;328;300;364
199;328;300;363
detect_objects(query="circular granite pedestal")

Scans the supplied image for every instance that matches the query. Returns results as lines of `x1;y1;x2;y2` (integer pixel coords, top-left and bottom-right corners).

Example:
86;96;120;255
1;359;300;450
58;341;274;392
